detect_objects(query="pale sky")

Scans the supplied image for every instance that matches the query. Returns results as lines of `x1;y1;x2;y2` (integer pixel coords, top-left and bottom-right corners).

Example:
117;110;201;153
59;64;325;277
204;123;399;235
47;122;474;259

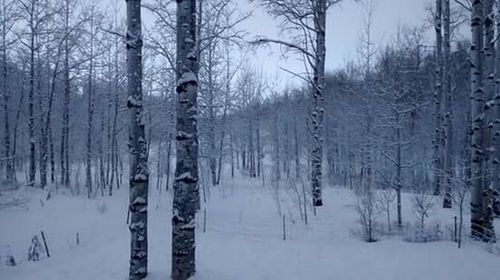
237;0;436;87
127;0;440;88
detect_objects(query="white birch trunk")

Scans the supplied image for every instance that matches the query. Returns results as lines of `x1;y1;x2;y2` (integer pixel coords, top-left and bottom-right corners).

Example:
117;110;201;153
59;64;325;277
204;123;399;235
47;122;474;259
1;0;13;182
172;0;199;278
126;0;149;278
433;0;443;196
311;0;326;206
470;0;495;242
493;0;500;215
28;0;36;187
443;0;453;208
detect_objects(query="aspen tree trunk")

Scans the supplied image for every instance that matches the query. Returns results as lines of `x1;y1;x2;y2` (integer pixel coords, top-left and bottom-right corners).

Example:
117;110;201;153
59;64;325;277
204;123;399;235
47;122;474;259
311;0;326;206
172;0;198;278
241;144;246;170
272;114;280;185
43;58;59;188
40;37;52;189
433;0;443;196
365;112;372;191
126;0;149;278
256;124;261;177
165;134;172;191
156;140;162;191
284;119;290;179
443;0;453;208
294;115;300;179
249;118;256;177
483;0;494;182
482;0;496;241
110;37;120;195
362;3;374;194
273;114;281;181
2;59;11;182
28;0;36;187
36;43;44;188
12;64;25;183
396;112;402;227
230;132;234;178
86;8;96;198
99;107;106;195
49;125;55;184
104;44;113;188
493;1;500;215
60;0;71;187
326;129;334;183
216;111;227;185
470;0;495;242
216;40;233;184
1;1;13;182
207;45;217;186
106;75;112;187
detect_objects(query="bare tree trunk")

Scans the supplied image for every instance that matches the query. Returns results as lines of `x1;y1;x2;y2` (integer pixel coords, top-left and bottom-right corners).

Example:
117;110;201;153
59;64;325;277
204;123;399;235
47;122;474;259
172;0;199;278
365;112;372;191
249;117;256;177
241;144;246;170
214;69;233;188
230;132;234;178
165;134;172;191
126;0;148;278
42;47;60;189
12;64;26;183
493;0;500;215
39;49;47;189
256;125;261;178
109;41;120;195
396;112;402;227
86;8;96;198
206;45;217;187
284;117;290;179
294;115;300;179
106;79;112;188
60;0;72;190
443;0;453;208
1;3;13;182
99;106;106;196
216;111;227;185
28;1;36;187
433;0;443;196
273;114;280;182
49;125;55;184
311;0;326;207
470;0;495;242
156;140;162;191
482;0;496;240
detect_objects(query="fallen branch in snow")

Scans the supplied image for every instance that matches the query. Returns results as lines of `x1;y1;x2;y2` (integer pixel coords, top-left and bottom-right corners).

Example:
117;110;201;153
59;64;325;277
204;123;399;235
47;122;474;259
40;231;50;258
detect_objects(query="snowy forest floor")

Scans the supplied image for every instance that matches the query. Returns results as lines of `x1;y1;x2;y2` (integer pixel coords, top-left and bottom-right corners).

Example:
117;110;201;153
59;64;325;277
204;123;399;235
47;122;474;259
1;172;500;280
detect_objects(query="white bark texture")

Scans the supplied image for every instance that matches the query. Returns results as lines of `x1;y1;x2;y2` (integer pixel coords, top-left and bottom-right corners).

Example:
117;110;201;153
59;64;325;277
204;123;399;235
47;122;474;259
311;0;327;207
172;0;199;278
433;0;443;196
493;0;500;215
443;0;453;208
126;0;149;278
470;0;495;242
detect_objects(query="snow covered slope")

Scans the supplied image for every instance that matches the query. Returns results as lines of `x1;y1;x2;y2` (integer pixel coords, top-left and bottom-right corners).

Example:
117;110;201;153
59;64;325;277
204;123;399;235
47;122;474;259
1;177;499;280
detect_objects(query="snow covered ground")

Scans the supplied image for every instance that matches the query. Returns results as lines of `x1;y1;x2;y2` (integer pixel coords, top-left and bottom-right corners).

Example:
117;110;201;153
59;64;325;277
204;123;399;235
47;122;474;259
1;174;500;280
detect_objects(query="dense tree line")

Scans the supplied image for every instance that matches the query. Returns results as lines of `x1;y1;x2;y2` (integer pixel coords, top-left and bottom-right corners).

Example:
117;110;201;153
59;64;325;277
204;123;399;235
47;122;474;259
2;0;500;278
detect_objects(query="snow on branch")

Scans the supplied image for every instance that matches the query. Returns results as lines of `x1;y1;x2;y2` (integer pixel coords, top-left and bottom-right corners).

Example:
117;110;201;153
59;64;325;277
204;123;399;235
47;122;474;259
250;37;315;59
